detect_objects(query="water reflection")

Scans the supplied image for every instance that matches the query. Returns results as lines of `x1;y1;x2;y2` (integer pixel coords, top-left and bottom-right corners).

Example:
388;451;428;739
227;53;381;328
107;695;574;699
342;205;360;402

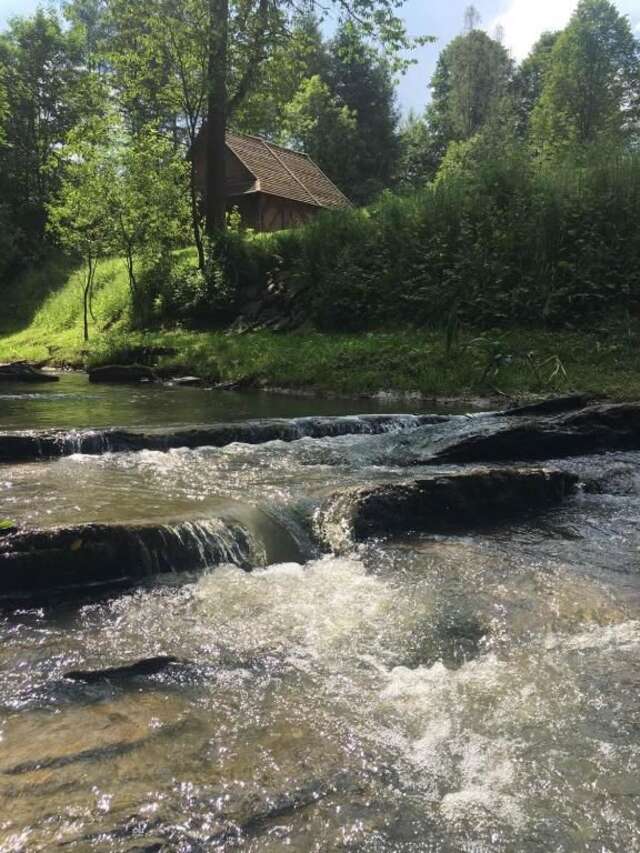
0;373;470;431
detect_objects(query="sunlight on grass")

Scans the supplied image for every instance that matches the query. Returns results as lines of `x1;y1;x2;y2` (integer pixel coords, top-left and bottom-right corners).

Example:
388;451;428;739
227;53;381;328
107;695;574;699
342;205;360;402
1;254;640;400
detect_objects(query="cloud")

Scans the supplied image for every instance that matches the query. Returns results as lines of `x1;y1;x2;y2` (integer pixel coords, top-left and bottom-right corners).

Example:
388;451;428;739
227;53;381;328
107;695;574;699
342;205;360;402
490;0;577;60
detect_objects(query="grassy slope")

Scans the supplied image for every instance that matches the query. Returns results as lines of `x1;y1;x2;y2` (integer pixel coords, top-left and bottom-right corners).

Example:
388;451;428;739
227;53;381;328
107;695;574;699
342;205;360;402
1;255;640;399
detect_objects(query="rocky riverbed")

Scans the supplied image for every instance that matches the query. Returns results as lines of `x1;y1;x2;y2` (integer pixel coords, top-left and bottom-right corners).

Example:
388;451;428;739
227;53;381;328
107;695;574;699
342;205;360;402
1;379;639;850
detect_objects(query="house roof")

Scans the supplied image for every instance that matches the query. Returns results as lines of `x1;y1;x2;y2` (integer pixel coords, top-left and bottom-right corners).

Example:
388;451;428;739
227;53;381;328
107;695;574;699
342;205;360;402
224;131;351;209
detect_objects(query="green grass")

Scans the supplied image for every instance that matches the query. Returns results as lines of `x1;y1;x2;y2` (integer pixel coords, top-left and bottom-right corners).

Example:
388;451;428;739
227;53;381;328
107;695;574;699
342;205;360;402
0;256;131;364
1;254;640;400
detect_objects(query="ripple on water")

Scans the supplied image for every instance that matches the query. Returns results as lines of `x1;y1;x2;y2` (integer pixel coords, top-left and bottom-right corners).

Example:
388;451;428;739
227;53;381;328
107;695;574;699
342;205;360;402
2;423;640;848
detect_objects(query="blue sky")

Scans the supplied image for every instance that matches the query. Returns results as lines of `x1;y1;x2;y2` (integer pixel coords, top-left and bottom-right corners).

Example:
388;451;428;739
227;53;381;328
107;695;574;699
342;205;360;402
1;0;639;114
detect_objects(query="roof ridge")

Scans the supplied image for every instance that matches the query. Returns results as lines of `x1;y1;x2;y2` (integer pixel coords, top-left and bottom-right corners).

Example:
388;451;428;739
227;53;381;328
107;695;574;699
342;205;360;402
262;139;322;207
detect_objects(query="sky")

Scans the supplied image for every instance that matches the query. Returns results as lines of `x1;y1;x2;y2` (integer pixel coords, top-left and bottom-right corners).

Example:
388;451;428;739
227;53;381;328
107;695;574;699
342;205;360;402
1;0;639;114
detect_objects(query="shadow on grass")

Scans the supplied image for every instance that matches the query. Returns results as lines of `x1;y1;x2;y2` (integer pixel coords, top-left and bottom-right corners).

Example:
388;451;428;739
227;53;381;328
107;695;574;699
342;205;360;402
0;254;79;338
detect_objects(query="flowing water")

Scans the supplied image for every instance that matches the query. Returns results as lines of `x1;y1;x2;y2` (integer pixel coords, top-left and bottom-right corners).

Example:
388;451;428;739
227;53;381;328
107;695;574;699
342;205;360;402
1;376;639;851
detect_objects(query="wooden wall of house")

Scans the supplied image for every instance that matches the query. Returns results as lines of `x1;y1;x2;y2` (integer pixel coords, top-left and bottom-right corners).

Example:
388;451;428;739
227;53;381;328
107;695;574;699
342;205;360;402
259;196;317;231
226;194;318;232
192;147;255;198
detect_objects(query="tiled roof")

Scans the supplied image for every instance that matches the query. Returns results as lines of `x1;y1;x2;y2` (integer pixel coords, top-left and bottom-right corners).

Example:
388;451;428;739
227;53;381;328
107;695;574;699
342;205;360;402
225;131;351;209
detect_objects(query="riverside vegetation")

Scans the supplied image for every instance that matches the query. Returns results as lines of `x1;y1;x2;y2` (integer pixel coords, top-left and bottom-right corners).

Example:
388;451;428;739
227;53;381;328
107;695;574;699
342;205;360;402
1;150;640;399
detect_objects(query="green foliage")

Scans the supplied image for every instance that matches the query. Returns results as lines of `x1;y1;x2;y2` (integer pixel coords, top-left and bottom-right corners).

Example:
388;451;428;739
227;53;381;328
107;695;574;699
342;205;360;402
0;518;17;535
395;111;438;190
47;113;189;336
512;31;560;137
323;23;401;203
0;8;93;276
233;9;329;137
243;150;640;332
4;251;640;400
427;25;513;160
281;74;357;185
531;0;640;157
0;255;130;363
236;16;402;204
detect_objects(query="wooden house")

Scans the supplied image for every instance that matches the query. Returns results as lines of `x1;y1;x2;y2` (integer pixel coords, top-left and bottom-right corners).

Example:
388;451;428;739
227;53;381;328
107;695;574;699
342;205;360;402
192;129;351;231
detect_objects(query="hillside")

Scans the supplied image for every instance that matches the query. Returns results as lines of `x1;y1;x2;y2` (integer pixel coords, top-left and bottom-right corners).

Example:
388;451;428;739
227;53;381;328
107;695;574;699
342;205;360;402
2;254;640;400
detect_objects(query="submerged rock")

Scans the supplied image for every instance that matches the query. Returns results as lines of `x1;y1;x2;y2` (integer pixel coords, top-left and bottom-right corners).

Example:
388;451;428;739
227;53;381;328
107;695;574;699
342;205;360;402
499;393;593;418
1;720;190;775
88;364;159;383
0;413;443;463
427;403;640;465
0;361;59;383
0;518;257;602
315;467;577;551
64;656;181;682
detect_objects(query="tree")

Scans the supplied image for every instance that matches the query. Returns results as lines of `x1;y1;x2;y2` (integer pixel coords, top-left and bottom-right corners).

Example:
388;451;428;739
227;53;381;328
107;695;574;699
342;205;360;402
236;13;402;202
63;0;111;72
531;0;640;156
427;24;513;163
282;74;357;186
233;9;329;138
512;31;559;136
49;112;190;337
47;117;115;342
113;125;190;301
395;111;439;190
324;23;400;203
0;10;89;244
106;0;210;267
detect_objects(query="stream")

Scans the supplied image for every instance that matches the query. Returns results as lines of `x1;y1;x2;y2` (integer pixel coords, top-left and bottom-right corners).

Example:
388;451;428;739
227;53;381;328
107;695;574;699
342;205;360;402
1;375;639;851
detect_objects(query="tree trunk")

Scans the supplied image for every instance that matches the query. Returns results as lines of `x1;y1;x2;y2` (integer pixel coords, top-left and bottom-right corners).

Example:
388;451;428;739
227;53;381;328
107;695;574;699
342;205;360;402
83;257;94;343
189;163;206;269
205;0;229;236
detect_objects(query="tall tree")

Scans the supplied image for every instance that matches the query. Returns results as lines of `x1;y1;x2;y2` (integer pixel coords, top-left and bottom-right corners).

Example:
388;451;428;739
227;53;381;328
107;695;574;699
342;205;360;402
512;31;559;136
281;74;357;186
107;0;212;266
63;0;111;72
531;0;640;155
325;23;400;203
47;115;116;342
233;9;328;138
426;21;513;163
0;11;88;241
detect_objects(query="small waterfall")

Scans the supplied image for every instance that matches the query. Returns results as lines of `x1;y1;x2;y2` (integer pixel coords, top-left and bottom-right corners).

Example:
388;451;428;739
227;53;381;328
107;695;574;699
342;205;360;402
0;516;275;601
0;414;447;462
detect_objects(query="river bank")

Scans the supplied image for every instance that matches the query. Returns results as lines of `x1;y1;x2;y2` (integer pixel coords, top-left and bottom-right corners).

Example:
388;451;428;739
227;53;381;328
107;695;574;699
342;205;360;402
3;255;640;399
2;325;640;401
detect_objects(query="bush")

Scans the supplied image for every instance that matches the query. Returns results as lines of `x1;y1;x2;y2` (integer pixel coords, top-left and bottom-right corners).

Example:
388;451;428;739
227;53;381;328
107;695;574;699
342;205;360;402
127;150;640;333
260;149;640;330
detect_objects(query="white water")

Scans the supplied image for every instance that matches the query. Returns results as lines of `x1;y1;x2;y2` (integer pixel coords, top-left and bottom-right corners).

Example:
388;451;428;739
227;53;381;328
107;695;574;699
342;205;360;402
1;408;640;849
